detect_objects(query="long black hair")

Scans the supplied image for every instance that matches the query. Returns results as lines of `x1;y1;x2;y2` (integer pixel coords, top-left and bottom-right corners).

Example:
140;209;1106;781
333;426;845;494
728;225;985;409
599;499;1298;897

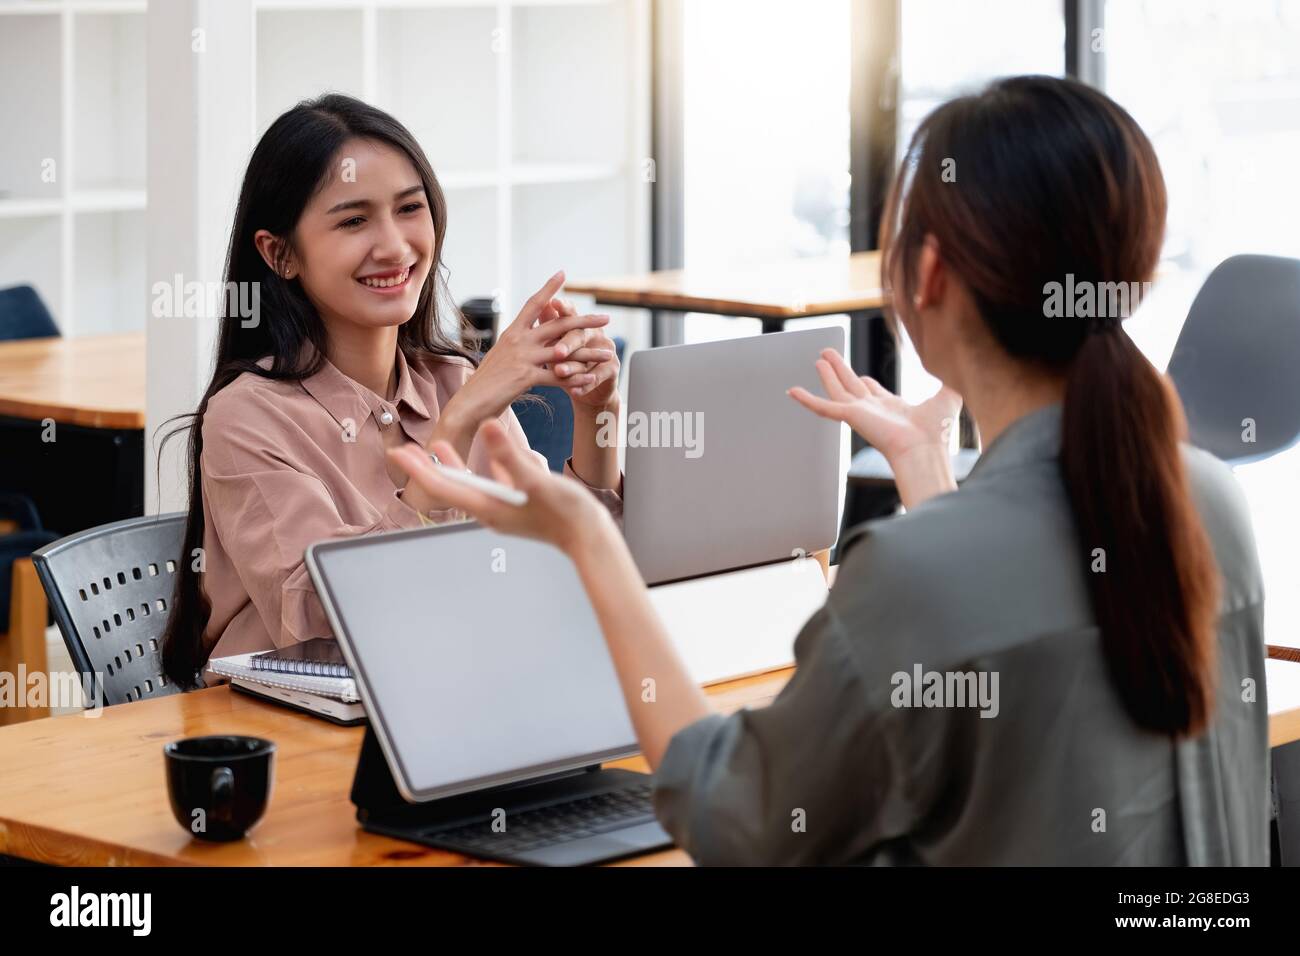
159;93;478;688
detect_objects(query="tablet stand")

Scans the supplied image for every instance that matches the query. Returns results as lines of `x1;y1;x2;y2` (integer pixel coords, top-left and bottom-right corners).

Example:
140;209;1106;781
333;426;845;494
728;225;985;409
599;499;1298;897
350;724;612;828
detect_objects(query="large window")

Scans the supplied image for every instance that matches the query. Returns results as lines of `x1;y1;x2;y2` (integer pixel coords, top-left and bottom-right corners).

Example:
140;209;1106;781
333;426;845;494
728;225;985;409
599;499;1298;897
898;0;1065;159
1104;0;1300;643
680;0;851;343
895;0;1065;404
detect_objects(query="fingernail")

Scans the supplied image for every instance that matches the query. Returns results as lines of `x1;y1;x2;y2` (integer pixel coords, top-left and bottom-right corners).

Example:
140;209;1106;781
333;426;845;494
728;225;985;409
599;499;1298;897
556;344;569;358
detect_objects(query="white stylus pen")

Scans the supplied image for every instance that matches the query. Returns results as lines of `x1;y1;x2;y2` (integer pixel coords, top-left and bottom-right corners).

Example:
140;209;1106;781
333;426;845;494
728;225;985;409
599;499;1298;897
429;454;529;506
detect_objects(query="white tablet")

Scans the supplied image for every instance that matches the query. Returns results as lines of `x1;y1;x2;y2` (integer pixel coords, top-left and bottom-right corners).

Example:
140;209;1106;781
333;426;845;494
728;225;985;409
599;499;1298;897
306;522;638;802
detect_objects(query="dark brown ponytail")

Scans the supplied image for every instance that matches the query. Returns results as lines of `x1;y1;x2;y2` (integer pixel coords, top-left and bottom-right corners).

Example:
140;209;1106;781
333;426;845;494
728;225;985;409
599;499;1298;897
881;76;1219;737
1062;329;1218;735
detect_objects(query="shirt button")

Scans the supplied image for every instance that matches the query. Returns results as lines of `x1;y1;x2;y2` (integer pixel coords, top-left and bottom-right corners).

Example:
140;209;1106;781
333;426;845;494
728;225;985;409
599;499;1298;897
379;410;394;425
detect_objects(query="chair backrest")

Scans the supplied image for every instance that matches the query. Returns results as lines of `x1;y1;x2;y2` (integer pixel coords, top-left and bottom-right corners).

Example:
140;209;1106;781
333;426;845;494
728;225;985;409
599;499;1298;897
0;284;59;340
513;385;576;473
32;513;186;707
1167;254;1300;464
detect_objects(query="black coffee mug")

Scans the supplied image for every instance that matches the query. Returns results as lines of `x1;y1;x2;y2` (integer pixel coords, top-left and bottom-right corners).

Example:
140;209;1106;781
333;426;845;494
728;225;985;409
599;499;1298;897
164;736;275;842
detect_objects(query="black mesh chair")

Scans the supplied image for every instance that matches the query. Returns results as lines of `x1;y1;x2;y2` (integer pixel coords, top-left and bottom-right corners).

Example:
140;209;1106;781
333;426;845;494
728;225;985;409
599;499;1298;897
32;513;186;707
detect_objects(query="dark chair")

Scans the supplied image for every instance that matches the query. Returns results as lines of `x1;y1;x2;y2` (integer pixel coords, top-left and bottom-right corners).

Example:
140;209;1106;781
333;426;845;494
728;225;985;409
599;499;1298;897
32;513;187;707
514;386;578;473
0;493;58;625
0;283;61;658
0;284;59;340
839;446;981;540
1167;254;1300;464
0;494;60;724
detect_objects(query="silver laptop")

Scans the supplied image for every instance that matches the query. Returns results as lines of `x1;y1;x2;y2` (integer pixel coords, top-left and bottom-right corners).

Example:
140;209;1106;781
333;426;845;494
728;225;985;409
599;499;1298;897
305;522;672;866
624;326;845;585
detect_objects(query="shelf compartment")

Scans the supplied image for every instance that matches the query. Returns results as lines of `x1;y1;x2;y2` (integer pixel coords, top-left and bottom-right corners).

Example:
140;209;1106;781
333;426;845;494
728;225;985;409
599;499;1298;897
256;8;366;134
374;5;499;174
439;184;499;308
73;11;146;193
72;208;146;335
0;14;62;202
511;176;629;307
511;0;629;168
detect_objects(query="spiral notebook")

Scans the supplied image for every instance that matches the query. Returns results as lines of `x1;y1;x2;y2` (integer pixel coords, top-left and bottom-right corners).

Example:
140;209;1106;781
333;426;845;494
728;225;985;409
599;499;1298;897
206;651;364;725
207;652;359;701
249;638;352;679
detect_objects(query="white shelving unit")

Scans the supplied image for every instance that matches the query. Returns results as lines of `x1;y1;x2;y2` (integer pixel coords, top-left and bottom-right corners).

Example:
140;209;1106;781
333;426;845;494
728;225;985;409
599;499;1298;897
251;0;652;341
0;0;147;336
1;0;648;344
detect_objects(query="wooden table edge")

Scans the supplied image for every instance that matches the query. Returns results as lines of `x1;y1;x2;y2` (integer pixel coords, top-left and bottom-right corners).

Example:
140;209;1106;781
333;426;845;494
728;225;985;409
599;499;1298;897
562;285;883;320
0;398;145;430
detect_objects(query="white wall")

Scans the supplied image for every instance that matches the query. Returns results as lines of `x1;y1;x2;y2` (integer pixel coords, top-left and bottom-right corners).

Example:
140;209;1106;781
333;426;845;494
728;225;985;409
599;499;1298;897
145;0;253;514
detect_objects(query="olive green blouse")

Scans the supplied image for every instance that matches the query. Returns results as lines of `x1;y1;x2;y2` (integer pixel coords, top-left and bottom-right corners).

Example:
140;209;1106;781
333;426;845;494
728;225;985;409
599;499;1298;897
652;404;1269;865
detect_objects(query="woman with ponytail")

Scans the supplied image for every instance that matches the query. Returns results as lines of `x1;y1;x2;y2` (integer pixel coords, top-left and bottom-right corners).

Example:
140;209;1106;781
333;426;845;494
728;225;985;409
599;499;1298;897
390;76;1268;865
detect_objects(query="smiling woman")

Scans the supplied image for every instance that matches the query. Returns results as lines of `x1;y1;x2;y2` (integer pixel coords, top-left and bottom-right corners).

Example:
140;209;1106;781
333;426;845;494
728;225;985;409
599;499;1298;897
156;94;625;688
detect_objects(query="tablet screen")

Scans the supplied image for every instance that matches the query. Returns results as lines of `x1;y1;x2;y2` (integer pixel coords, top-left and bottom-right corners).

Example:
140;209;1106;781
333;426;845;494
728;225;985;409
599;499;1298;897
309;523;638;801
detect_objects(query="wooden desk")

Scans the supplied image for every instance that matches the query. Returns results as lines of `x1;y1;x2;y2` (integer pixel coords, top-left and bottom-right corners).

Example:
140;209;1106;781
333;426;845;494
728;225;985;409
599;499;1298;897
3;657;1298;866
0;670;790;866
0;332;145;429
567;250;885;326
0;334;148;709
0;332;146;537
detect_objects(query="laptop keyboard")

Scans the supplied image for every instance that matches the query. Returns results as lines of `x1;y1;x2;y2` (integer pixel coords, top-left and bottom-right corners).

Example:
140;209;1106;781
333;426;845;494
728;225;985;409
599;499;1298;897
427;781;657;856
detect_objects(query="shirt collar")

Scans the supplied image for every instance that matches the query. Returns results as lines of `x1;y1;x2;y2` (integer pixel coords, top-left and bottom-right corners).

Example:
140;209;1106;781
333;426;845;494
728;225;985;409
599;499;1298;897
391;348;432;421
296;343;434;435
963;402;1063;484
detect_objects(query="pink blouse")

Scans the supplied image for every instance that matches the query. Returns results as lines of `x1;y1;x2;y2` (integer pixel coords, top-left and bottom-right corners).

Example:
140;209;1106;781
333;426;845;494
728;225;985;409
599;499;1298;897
198;346;620;663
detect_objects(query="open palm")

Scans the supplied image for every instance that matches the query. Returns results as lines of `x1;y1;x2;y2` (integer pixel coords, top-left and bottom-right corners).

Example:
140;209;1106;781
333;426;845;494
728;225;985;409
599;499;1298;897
788;348;962;460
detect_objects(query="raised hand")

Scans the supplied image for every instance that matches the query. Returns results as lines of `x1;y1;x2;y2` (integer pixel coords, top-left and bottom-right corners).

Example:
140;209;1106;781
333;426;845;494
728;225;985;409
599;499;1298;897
439;271;611;448
788;347;963;508
536;295;620;410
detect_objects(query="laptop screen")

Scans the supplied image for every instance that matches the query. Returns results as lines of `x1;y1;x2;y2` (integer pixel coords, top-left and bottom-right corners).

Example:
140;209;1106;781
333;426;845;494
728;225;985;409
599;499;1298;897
307;523;638;802
624;325;845;585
